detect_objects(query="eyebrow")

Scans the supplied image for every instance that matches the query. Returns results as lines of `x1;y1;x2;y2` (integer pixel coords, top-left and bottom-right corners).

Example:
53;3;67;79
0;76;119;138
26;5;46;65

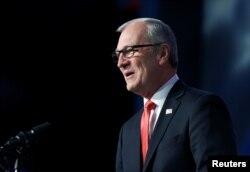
116;45;135;52
115;43;164;52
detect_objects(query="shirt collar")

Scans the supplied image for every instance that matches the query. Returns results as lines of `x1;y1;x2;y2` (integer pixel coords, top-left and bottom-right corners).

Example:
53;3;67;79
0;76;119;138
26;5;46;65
143;74;179;107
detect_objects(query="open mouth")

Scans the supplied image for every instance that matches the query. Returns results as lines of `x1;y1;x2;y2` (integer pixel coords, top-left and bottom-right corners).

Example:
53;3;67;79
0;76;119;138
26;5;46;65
124;71;134;78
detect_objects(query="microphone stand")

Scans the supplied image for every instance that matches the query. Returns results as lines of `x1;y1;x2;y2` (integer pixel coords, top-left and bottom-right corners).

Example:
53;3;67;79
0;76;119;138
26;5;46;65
0;148;24;172
14;157;22;172
13;148;25;172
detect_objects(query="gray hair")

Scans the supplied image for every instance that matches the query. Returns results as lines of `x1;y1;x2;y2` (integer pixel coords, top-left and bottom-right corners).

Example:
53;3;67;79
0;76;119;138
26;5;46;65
117;18;178;68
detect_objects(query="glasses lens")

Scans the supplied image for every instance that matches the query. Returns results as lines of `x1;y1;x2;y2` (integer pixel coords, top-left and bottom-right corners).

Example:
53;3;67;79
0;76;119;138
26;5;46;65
124;47;134;58
111;46;138;63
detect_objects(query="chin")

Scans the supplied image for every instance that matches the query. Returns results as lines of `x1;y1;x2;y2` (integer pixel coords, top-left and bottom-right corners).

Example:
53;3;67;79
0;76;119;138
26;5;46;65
126;85;133;91
126;83;139;93
126;83;134;91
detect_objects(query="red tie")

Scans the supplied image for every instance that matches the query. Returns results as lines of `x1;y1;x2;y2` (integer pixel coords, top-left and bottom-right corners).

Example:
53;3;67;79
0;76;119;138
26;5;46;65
141;100;156;163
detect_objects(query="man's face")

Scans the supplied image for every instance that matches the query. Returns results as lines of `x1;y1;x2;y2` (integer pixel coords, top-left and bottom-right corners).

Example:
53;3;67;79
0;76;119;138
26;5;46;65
116;22;160;96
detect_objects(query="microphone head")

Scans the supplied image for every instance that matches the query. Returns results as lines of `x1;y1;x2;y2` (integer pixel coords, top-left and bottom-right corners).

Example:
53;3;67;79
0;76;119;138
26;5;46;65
31;122;51;135
0;122;52;156
26;122;51;143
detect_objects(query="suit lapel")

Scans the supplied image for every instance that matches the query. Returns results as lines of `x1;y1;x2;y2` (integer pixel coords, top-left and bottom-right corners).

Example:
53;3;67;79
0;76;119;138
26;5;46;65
142;80;185;171
133;109;144;171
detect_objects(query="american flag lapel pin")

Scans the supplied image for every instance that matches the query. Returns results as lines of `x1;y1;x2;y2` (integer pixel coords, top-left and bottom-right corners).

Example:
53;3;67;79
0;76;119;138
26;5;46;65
165;108;173;115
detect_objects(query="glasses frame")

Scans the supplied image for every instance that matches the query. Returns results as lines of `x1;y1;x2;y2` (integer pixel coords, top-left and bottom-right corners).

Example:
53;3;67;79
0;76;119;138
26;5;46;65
112;42;164;63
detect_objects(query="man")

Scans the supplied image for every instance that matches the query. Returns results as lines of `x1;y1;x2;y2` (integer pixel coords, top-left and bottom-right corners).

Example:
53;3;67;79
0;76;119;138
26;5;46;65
113;18;237;172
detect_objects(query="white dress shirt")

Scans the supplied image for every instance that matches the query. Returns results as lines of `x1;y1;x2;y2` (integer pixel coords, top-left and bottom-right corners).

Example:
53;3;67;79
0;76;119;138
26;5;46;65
143;74;179;138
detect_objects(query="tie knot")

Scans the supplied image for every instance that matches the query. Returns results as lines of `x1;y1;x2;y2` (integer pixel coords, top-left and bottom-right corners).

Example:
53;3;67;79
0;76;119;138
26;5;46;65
145;100;156;110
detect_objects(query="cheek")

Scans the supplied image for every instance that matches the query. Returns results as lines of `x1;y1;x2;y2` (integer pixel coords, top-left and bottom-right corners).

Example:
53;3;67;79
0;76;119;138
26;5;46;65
137;64;149;82
133;58;151;79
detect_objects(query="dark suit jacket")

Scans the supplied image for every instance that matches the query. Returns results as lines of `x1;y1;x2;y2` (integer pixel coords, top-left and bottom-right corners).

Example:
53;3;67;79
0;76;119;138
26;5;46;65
116;80;237;172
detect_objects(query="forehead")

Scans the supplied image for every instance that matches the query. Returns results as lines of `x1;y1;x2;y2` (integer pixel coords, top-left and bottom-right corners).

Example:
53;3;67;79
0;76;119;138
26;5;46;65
117;22;148;49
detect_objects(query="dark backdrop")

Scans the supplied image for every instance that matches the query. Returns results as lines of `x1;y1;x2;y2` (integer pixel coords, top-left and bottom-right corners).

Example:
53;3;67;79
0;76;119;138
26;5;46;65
0;0;203;171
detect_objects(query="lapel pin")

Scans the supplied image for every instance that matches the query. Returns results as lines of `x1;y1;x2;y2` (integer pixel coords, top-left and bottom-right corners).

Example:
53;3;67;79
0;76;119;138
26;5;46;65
165;108;173;115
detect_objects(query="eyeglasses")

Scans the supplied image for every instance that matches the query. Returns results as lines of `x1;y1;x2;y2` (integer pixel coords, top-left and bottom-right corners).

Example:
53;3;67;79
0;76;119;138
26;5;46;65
112;43;163;63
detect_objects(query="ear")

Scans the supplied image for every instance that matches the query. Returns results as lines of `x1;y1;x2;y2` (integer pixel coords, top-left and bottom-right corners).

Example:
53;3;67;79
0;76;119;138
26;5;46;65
159;44;170;65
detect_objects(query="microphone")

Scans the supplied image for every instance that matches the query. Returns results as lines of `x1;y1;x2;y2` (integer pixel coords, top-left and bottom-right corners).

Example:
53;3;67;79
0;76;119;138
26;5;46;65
0;122;51;155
